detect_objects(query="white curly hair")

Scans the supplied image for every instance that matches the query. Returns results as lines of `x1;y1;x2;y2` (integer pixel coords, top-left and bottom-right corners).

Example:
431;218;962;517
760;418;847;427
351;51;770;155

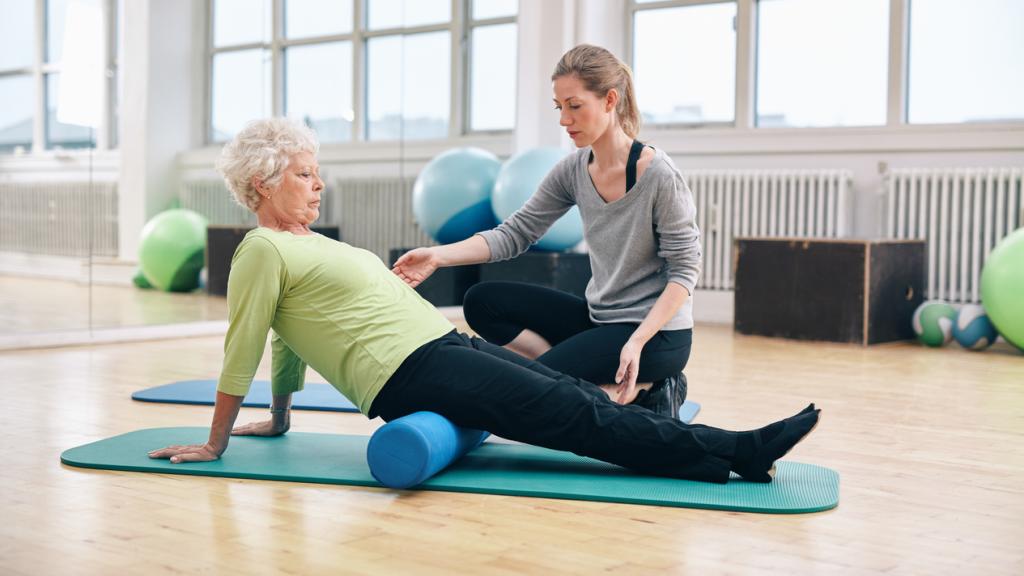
216;118;320;212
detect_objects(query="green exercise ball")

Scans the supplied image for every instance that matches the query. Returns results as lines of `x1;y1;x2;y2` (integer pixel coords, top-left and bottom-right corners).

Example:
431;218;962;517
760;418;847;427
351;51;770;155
138;209;208;292
981;227;1024;350
132;268;153;289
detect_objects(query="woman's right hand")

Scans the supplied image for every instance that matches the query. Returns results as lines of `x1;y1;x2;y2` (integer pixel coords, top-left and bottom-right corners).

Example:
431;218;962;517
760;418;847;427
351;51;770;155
392;247;440;287
148;443;223;464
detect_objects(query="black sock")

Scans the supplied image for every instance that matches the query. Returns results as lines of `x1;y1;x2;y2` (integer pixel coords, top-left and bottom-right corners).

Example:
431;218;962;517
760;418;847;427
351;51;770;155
732;420;785;471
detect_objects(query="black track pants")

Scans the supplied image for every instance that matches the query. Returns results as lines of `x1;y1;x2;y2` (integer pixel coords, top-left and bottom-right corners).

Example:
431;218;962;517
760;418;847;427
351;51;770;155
463;281;691;385
369;331;734;483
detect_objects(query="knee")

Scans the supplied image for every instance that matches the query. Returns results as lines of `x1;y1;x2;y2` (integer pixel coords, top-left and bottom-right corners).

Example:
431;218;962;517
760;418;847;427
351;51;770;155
462;282;501;325
462;283;484;325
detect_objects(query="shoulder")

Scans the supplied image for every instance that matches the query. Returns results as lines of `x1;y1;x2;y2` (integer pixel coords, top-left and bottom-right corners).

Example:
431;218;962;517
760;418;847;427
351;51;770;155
235;230;284;262
635;145;657;180
640;148;683;188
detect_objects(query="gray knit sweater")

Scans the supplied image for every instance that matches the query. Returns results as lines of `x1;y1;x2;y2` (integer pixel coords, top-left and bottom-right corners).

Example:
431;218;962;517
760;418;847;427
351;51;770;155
477;146;701;330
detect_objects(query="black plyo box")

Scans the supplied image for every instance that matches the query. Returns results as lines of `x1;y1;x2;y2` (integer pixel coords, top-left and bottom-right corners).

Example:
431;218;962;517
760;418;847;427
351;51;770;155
206;225;340;297
479;251;592;298
733;238;925;345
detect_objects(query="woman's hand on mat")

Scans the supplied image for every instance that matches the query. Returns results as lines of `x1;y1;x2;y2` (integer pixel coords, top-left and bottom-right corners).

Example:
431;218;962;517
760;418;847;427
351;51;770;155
392;247;439;287
148;443;223;464
231;418;289;437
614;340;642;404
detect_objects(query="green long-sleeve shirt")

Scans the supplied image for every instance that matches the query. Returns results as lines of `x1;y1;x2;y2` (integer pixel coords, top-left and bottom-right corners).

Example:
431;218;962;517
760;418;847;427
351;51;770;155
216;228;454;414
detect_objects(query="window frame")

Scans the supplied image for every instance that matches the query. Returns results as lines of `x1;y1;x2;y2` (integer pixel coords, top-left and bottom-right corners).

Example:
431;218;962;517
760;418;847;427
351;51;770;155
625;0;739;130
625;0;1024;133
0;0;119;154
464;2;518;135
205;0;518;144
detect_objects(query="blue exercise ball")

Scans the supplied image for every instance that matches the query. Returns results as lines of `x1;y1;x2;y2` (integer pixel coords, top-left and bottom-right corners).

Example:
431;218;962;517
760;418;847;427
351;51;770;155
412;147;501;244
952;304;998;351
491;147;583;252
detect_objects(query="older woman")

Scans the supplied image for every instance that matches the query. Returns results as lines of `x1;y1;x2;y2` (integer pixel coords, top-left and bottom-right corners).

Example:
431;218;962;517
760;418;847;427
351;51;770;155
148;118;820;484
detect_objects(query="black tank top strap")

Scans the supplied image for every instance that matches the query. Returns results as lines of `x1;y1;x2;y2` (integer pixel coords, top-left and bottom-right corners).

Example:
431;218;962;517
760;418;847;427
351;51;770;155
625;139;645;193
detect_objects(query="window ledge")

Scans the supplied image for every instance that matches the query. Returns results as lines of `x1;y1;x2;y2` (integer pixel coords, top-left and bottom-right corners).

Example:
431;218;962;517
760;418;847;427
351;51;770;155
0;150;120;179
642;122;1024;155
178;133;515;169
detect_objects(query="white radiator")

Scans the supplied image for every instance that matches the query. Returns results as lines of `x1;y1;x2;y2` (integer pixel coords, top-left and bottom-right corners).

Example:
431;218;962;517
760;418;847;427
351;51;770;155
328;171;853;276
333;177;434;262
684;170;853;291
0;181;118;257
177;179;258;226
885;168;1023;304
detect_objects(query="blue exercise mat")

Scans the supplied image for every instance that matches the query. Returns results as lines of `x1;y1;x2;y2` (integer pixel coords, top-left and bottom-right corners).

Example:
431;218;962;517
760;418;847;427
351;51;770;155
132;380;702;421
132;380;358;412
61;427;839;514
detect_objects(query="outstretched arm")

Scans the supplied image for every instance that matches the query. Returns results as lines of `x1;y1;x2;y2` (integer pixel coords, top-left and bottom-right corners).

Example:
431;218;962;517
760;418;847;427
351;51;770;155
392;235;491;288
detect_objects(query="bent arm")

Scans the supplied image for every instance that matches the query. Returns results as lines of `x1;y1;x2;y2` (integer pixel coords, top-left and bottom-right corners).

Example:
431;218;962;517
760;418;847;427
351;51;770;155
627;282;691;348
476;154;578;261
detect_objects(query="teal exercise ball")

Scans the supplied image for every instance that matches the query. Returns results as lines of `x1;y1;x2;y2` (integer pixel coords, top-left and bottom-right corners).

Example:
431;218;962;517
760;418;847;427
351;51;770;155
912;300;956;347
952;304;998;351
138;209;208;292
412;147;501;244
491;147;583;252
981;227;1024;350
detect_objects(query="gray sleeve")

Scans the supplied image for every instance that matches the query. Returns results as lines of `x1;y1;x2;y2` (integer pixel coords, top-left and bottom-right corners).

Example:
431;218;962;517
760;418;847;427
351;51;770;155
653;171;702;295
477;154;577;262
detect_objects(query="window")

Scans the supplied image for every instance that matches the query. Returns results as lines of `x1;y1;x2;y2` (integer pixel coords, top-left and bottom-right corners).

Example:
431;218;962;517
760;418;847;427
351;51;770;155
0;76;34;153
0;0;35;153
756;0;888;127
467;0;517;131
47;74;94;149
286;43;354;142
366;32;450;140
0;0;118;154
908;0;1024;124
208;0;517;143
363;0;452;141
286;0;354;38
209;0;272;142
367;0;450;29
632;1;736;125
210;49;272;142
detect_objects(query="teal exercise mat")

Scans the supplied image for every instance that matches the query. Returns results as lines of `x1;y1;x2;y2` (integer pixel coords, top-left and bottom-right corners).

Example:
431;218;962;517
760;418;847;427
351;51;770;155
132;380;358;412
61;427;838;514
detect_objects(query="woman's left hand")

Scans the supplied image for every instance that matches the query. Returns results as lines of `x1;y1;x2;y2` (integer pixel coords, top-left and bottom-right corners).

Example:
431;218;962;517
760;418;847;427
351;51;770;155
614;340;643;404
231;419;289;437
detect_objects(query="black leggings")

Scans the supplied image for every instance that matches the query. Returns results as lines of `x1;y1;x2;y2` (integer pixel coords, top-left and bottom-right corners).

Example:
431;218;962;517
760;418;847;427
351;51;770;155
369;331;735;483
463;281;691;385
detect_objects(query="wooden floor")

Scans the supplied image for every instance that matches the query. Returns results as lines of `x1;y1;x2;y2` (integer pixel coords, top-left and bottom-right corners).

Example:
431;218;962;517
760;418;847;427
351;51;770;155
2;324;1022;575
0;275;228;334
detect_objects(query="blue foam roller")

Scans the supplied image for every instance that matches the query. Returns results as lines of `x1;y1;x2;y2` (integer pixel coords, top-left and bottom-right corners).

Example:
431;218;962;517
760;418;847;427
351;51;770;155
367;411;489;489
